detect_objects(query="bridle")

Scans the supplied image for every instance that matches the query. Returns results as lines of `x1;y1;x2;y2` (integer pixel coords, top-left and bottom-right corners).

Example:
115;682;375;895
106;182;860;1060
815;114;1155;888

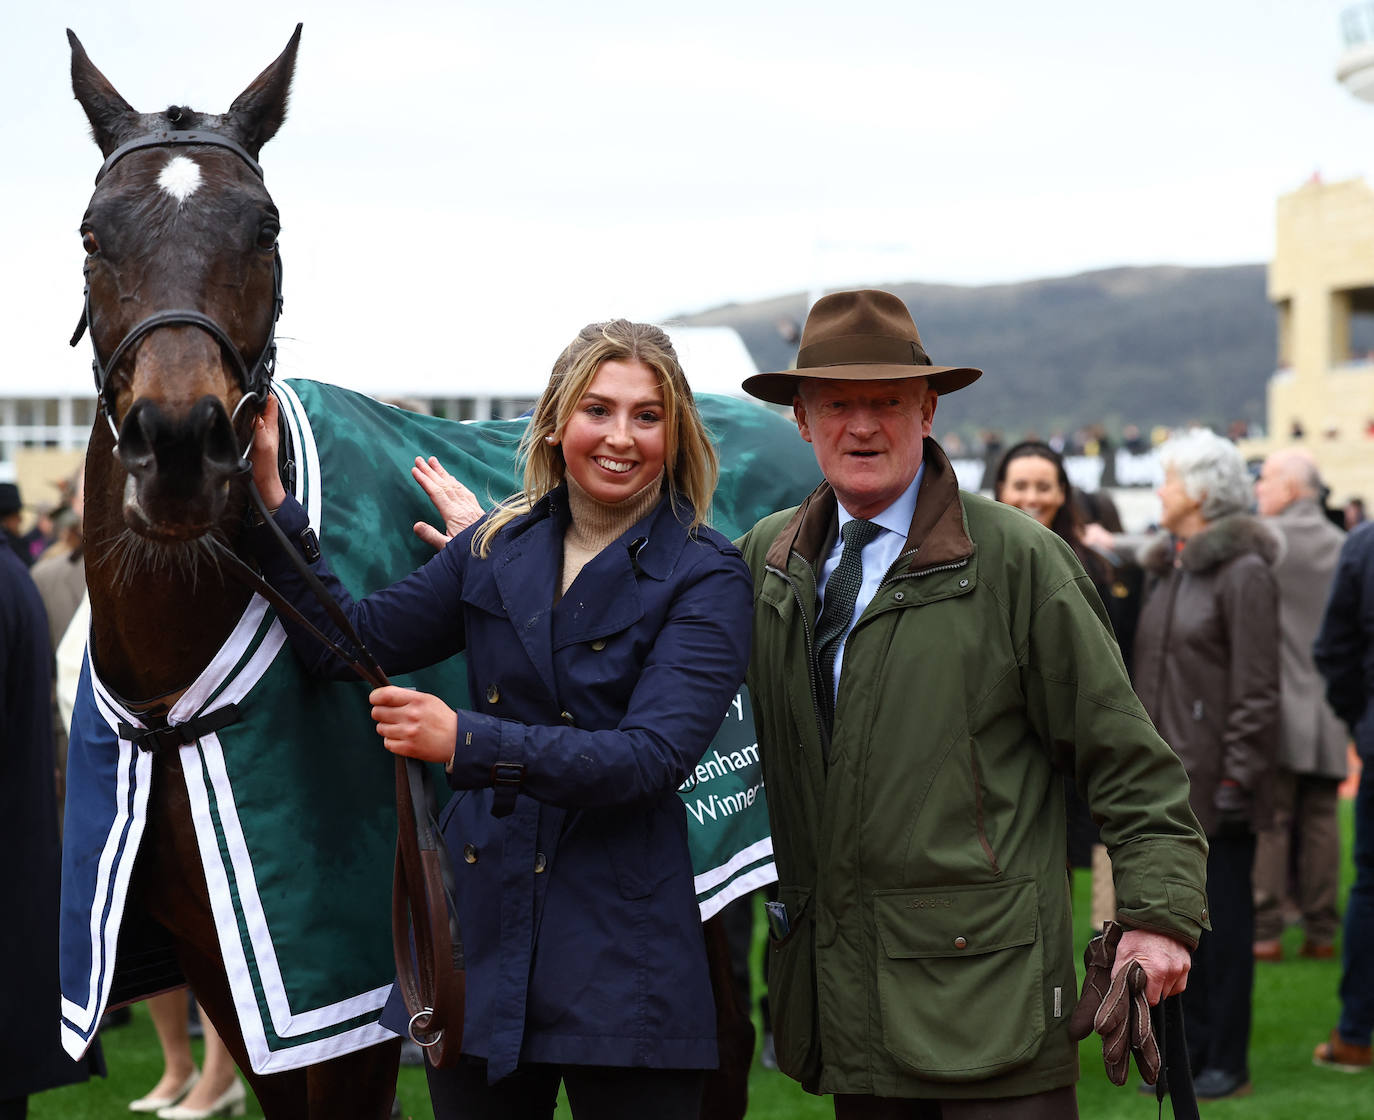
69;128;284;446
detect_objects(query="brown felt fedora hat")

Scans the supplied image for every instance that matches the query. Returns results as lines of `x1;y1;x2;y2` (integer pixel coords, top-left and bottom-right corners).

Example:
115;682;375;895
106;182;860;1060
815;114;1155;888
742;288;982;406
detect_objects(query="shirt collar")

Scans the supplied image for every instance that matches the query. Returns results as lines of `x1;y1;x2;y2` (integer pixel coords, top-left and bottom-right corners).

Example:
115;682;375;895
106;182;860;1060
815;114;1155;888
835;463;924;541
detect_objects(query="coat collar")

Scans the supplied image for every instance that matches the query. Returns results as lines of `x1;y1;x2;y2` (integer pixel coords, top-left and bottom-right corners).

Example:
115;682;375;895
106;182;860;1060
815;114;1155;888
490;485;694;697
1271;497;1328;531
496;482;689;576
763;437;973;575
1141;512;1281;576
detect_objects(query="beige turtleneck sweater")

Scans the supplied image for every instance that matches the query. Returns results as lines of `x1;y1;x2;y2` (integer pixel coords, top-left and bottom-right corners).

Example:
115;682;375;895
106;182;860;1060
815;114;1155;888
560;472;665;598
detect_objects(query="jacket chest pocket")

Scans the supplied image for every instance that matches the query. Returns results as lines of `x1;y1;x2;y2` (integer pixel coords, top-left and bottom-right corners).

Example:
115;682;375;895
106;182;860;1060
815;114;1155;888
872;877;1045;1081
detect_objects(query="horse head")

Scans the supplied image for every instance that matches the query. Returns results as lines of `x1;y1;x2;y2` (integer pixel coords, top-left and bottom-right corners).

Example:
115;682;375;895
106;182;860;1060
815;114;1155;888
70;26;299;543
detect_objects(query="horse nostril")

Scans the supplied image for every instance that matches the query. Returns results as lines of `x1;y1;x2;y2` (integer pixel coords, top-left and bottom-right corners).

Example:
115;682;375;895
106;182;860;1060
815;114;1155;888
192;396;241;476
116;400;158;477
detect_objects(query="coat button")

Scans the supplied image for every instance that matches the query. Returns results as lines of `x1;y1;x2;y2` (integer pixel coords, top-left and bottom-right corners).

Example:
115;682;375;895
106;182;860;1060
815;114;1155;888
590;638;606;651
958;579;969;588
561;710;575;725
893;591;905;602
1201;908;1209;921
486;684;500;704
534;852;547;873
953;936;968;949
463;844;478;864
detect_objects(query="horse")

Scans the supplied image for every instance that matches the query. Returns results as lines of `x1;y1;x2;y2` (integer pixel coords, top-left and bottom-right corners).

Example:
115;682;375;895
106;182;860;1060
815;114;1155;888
59;25;821;1119
62;26;404;1117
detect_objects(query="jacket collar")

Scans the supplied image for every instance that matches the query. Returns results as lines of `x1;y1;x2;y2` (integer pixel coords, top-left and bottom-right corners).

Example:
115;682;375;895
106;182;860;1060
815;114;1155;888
502;482;688;580
1141;512;1281;575
1272;497;1326;528
763;437;973;574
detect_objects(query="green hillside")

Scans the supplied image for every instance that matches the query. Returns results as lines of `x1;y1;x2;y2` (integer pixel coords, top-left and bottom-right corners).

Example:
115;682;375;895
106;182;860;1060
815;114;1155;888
677;265;1277;439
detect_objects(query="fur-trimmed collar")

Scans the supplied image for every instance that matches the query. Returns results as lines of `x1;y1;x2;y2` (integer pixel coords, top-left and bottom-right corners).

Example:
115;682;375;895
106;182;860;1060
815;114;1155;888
1141;512;1280;576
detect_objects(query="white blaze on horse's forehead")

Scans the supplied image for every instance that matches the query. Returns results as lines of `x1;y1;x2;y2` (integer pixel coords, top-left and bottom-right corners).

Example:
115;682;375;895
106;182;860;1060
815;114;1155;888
157;155;202;204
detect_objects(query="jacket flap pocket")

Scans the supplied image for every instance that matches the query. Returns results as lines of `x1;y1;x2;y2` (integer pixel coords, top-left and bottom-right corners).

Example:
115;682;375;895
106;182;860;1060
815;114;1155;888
1165;877;1210;927
874;878;1037;959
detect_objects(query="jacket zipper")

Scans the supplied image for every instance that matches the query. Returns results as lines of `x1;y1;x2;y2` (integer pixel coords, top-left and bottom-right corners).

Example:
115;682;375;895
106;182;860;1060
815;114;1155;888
766;562;830;752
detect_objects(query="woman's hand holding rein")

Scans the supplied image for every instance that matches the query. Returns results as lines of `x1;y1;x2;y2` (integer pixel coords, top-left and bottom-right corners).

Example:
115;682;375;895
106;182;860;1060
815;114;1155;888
370;685;459;767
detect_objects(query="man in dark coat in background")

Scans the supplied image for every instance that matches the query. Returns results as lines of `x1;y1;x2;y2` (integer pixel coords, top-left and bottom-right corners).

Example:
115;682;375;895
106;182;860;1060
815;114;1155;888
0;546;104;1117
1311;522;1374;1071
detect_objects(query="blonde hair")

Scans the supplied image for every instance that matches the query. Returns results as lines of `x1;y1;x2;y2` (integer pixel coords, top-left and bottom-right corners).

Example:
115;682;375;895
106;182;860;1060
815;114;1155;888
472;319;719;556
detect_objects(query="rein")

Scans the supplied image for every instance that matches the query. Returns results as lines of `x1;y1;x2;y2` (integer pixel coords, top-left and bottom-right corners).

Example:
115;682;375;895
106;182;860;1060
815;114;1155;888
71;126;465;1067
222;469;466;1067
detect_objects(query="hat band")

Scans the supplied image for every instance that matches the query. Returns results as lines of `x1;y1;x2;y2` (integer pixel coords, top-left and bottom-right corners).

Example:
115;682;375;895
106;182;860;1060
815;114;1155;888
796;334;931;370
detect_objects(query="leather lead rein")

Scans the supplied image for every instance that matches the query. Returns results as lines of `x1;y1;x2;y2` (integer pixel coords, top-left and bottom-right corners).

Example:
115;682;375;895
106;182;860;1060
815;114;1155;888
227;470;466;1067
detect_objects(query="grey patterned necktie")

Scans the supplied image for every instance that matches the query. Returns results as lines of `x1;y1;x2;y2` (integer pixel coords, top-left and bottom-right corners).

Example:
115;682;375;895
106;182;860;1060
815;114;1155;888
815;518;881;724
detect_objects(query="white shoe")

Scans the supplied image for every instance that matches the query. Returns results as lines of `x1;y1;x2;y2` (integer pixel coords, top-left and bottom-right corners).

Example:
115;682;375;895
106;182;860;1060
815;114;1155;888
157;1078;247;1119
129;1071;200;1113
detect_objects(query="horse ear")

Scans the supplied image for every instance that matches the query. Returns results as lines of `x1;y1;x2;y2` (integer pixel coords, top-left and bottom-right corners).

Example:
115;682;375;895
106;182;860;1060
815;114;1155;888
224;24;302;158
68;29;140;157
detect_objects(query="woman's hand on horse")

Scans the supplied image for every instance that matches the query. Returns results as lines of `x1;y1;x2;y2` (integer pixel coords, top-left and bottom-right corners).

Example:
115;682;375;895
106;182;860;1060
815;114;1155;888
412;456;484;550
370;685;458;766
250;396;288;511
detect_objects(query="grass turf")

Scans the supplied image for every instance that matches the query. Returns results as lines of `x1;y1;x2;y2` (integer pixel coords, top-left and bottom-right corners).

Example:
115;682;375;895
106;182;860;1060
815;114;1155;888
30;801;1370;1118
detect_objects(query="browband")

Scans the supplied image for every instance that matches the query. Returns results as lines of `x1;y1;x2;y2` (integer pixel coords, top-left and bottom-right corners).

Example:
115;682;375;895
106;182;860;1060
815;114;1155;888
95;128;264;184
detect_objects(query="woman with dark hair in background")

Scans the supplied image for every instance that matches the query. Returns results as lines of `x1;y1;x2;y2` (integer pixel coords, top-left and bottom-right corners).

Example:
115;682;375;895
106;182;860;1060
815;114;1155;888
993;440;1142;667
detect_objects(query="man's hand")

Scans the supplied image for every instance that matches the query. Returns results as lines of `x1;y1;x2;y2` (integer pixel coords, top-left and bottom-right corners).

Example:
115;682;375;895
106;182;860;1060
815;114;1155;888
1070;922;1192;1086
369;685;458;765
411;456;484;550
1114;929;1191;1004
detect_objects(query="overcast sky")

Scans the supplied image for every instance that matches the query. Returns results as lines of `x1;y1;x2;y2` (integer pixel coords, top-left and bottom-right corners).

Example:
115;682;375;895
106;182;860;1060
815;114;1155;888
4;0;1371;395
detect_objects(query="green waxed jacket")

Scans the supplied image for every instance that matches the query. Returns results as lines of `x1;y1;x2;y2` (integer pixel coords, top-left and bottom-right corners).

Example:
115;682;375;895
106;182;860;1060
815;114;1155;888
738;440;1209;1100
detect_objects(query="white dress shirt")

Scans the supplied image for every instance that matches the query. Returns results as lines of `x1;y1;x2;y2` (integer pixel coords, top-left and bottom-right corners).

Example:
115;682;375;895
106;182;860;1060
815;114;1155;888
817;464;924;702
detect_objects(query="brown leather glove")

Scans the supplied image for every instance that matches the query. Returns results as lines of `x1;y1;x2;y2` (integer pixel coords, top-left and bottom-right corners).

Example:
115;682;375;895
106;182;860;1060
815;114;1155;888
1068;921;1162;1086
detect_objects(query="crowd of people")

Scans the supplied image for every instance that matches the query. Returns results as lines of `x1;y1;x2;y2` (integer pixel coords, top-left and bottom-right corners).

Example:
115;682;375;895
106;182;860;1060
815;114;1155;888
5;288;1374;1119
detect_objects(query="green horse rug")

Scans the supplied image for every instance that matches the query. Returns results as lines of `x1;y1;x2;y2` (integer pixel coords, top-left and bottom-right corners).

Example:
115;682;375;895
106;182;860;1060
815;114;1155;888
60;377;819;1073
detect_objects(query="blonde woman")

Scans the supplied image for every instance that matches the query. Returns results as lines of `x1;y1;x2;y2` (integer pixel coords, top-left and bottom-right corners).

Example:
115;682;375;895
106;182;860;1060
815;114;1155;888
249;320;751;1119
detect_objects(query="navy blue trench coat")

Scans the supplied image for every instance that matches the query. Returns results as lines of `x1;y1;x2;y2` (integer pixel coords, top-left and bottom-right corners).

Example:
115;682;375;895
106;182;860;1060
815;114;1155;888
254;485;752;1079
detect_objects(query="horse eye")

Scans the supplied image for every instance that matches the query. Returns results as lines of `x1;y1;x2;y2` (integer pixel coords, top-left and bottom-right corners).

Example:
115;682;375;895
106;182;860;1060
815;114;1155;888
81;230;99;255
257;224;279;251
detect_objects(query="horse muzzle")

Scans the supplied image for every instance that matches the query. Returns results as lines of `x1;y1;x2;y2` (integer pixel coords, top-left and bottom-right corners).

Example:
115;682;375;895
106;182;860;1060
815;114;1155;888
117;395;245;539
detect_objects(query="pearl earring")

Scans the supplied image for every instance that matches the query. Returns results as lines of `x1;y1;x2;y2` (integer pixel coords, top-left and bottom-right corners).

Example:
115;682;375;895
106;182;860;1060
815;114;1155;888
544;435;557;444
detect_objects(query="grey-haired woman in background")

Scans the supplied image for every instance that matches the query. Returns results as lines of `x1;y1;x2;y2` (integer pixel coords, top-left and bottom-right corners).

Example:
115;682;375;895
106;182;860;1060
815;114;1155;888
1132;429;1279;1101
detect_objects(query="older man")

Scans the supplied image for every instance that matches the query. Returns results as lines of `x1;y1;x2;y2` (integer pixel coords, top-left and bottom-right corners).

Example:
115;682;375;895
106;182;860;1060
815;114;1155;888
736;290;1208;1118
1252;449;1347;962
